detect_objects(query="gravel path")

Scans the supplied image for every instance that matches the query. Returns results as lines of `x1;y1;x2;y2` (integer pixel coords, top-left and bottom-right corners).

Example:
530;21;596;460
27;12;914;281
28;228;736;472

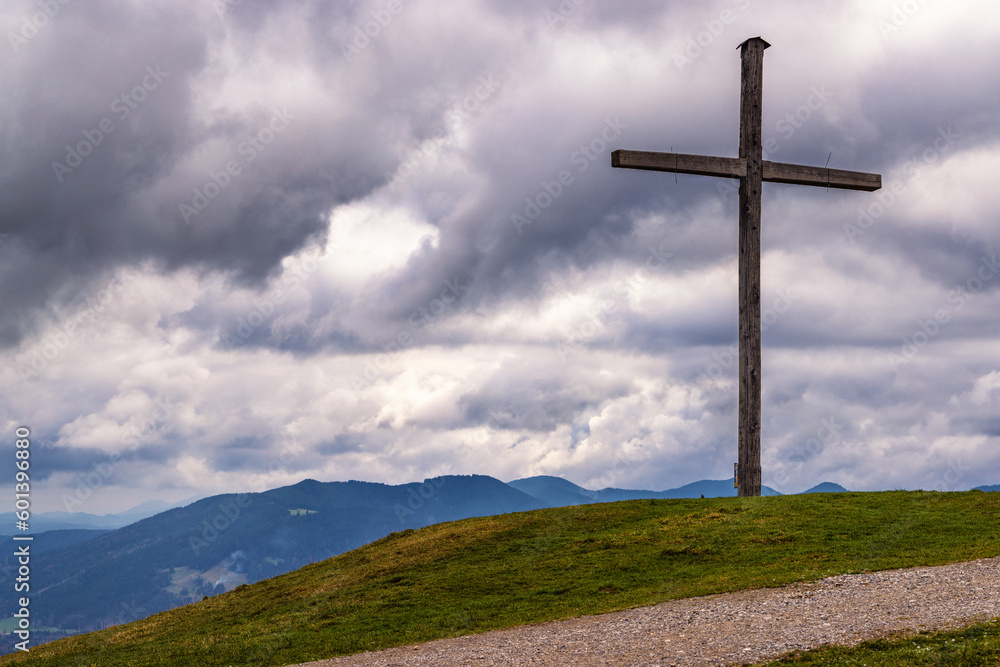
287;556;1000;666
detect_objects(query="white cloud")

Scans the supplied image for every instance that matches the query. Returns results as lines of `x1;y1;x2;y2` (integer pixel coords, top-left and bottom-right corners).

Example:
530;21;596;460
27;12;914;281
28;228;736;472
3;0;1000;512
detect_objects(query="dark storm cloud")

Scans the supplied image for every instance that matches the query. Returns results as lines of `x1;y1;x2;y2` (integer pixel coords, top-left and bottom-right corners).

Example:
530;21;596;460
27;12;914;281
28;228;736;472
0;0;411;347
6;0;994;358
3;0;1000;510
1;0;765;356
3;2;205;343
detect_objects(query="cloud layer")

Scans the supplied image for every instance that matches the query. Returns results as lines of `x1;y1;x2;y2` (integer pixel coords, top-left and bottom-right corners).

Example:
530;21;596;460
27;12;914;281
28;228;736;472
2;0;998;512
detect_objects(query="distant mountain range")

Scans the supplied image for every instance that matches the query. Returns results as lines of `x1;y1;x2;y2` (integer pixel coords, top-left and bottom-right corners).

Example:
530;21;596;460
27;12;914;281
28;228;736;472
0;495;202;532
0;528;110;555
801;481;850;493
0;473;882;652
507;476;785;506
0;475;544;643
8;477;847;535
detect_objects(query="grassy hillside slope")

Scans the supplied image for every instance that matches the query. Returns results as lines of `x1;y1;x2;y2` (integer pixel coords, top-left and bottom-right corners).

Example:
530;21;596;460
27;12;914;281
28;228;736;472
755;619;1000;665
4;491;999;667
11;475;546;635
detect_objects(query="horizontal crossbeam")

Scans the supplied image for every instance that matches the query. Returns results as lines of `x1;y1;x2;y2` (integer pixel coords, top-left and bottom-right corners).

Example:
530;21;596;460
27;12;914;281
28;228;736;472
611;150;745;179
763;161;881;191
611;149;881;192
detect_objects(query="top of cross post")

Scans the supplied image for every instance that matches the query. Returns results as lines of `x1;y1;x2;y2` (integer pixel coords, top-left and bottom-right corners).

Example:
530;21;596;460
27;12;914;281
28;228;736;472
737;36;771;52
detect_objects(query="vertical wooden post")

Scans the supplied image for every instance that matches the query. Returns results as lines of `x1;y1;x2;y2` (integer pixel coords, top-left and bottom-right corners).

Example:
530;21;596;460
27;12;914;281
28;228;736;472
737;37;768;497
612;37;879;498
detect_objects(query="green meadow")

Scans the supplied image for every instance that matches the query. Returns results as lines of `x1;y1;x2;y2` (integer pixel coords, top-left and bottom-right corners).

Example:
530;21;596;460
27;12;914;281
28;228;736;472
3;491;998;666
754;619;1000;666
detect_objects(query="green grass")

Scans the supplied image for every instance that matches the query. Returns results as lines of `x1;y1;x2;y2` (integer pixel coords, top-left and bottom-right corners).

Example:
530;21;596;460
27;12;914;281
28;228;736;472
3;491;999;666
753;619;1000;666
0;618;60;634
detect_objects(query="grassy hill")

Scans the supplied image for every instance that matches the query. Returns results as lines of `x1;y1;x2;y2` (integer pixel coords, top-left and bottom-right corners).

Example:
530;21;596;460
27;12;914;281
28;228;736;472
3;490;999;666
753;619;1000;665
8;475;546;635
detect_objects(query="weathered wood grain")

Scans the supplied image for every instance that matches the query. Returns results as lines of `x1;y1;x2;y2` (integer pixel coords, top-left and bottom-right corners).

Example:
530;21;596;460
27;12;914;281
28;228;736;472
611;150;745;179
736;36;767;498
764;161;881;191
610;36;881;497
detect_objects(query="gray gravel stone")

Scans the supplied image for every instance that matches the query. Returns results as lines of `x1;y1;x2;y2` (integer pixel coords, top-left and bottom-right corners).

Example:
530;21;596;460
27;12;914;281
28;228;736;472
287;555;1000;666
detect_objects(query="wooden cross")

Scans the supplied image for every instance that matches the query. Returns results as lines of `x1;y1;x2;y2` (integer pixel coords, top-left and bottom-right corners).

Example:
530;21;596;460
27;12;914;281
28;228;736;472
611;37;881;497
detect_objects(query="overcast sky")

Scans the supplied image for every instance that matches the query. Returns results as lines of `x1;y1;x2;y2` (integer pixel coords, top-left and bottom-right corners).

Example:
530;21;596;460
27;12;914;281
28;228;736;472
2;0;998;514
